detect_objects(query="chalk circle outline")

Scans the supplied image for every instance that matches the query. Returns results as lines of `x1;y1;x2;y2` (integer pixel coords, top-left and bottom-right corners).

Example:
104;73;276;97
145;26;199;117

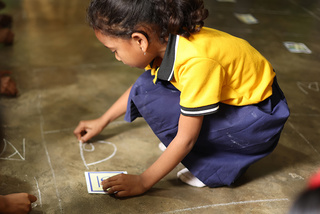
79;140;117;169
82;143;95;152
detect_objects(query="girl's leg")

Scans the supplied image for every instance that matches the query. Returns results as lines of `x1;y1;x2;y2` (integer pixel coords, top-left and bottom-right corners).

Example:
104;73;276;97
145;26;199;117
182;77;289;187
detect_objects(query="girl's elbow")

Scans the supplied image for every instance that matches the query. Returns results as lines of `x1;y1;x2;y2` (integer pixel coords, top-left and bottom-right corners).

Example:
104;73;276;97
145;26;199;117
180;136;198;152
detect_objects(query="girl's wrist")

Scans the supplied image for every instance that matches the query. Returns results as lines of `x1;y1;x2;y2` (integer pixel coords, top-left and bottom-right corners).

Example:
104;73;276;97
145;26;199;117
140;172;156;190
99;113;112;128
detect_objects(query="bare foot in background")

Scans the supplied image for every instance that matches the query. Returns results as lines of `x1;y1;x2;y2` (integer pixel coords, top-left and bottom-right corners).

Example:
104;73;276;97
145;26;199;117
0;71;18;97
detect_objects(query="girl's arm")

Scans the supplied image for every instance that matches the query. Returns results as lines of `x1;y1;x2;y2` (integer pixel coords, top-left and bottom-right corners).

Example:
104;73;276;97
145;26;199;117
103;114;204;197
73;85;132;142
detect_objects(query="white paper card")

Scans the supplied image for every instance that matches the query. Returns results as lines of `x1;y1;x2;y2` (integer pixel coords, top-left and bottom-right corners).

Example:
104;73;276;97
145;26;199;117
283;42;312;54
234;13;259;24
85;171;127;194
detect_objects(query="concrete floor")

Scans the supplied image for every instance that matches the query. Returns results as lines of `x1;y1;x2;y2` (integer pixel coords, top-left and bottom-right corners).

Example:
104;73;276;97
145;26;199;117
0;0;319;213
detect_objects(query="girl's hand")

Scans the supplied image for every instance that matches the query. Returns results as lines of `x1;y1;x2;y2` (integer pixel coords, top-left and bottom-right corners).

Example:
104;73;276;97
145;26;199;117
73;118;107;142
73;86;132;143
101;174;149;198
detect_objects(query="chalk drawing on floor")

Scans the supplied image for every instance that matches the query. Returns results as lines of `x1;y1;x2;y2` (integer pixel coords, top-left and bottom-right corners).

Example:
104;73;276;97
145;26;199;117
33;176;42;208
79;140;117;170
38;94;63;213
157;198;289;214
297;81;319;95
0;138;26;161
289;173;304;180
288;122;319;156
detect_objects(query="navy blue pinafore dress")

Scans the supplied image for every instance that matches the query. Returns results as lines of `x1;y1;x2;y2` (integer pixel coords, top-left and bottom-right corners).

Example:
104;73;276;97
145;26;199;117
124;70;289;187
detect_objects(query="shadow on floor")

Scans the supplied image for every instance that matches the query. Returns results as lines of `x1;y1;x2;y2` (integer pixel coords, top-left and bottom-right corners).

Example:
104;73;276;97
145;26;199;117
232;143;310;187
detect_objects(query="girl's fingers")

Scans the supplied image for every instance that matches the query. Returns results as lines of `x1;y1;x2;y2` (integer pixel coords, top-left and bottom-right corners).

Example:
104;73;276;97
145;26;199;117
101;180;117;191
74;121;89;134
107;174;121;182
74;124;91;142
28;194;37;203
107;185;124;195
115;191;132;198
102;176;123;192
80;132;90;142
73;125;84;140
101;174;121;186
101;174;138;197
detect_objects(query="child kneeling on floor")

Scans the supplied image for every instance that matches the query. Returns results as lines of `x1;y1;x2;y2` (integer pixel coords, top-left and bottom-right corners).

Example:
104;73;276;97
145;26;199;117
74;0;290;197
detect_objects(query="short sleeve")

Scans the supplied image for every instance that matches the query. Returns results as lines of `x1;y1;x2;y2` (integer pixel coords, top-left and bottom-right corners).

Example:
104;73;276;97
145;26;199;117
177;58;225;116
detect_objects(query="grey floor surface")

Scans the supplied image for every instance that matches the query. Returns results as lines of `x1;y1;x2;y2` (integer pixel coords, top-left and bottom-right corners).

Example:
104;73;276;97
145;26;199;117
0;0;319;213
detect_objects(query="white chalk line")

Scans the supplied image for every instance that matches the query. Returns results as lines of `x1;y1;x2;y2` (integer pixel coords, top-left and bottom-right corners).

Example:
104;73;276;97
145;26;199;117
289;0;320;21
34;177;42;208
288;121;319;156
289;172;304;180
82;143;95;152
0;139;7;157
158;198;289;214
79;140;117;169
79;140;89;170
22;139;25;160
297;82;319;95
37;94;63;213
87;142;117;166
0;138;25;161
43;128;74;134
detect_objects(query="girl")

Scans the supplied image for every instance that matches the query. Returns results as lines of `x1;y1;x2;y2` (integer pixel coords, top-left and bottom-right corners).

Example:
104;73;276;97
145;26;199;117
74;0;290;197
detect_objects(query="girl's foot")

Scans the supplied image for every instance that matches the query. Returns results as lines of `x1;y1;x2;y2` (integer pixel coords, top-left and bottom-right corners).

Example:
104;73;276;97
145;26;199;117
158;144;206;187
158;142;166;151
177;168;206;187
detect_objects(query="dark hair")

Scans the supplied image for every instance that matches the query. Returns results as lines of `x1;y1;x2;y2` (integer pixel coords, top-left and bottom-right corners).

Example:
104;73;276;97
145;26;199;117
87;0;208;43
289;187;320;214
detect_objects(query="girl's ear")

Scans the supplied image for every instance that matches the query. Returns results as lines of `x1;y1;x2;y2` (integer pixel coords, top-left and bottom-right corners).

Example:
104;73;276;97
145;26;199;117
131;32;149;53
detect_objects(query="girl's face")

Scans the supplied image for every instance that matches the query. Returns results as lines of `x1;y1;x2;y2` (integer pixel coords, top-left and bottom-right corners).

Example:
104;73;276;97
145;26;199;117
94;30;153;69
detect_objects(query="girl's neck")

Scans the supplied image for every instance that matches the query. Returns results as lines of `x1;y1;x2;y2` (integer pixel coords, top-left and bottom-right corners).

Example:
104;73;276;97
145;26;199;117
152;40;167;59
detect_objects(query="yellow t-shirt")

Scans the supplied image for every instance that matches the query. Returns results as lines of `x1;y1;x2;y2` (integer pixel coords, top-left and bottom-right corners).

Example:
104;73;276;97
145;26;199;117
146;27;275;116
